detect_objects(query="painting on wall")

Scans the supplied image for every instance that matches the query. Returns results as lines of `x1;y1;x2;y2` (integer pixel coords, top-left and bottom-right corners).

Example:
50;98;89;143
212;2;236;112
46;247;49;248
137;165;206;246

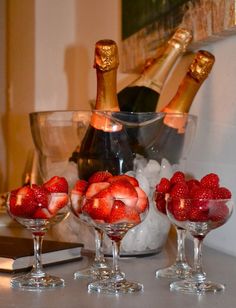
121;0;236;72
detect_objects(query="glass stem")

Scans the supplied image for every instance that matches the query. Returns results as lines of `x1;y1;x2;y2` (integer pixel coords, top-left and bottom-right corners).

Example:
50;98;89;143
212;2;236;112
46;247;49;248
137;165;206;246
112;240;123;281
175;227;187;263
32;233;45;277
192;237;206;282
93;228;106;266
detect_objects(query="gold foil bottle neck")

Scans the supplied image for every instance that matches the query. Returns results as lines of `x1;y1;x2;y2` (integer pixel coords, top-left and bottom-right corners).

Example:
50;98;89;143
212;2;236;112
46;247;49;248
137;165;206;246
94;39;119;71
169;28;193;51
188;50;215;82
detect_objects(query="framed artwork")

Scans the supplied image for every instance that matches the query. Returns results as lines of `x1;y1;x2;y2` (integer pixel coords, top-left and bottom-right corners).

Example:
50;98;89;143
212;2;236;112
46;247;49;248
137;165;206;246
121;0;236;72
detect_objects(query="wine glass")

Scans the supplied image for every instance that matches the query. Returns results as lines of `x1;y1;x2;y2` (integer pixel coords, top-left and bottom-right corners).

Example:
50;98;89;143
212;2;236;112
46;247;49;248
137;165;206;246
80;187;149;294
154;191;192;279
166;197;234;294
70;191;111;279
30;110;112;279
7;191;69;290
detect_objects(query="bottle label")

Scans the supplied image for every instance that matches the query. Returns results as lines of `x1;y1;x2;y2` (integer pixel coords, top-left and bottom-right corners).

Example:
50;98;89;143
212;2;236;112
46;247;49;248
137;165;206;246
163;109;187;133
90;111;123;132
135;75;162;92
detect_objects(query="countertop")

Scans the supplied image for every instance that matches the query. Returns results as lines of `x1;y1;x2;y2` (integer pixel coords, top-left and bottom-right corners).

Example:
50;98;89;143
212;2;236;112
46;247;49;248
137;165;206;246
0;225;236;308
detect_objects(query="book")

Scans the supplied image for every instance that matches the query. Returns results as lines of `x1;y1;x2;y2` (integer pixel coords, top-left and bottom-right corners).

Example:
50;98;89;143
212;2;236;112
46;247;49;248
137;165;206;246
0;236;83;273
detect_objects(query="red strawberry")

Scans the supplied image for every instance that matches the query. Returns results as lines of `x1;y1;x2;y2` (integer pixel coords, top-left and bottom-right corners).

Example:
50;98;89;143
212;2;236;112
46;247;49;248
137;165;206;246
170;171;185;185
48;193;69;215
107;175;139;187
73;179;88;196
134;186;149;213
192;187;213;200
171;198;191;221
31;184;51;208
88;171;113;184
155;192;167;214
170;182;189;199
188;187;213;221
85;182;110;198
188;201;209;222
70;192;83;215
33;208;53;219
43;176;68;193
187;179;200;197
156;178;170;194
82;197;113;222
9;186;38;218
200;173;219;189
212;187;232;200
208;202;229;222
108;200;141;224
108;179;138;207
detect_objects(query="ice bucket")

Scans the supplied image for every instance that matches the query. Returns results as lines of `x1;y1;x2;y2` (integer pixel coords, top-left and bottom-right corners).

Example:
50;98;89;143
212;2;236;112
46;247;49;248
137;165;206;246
30;110;197;256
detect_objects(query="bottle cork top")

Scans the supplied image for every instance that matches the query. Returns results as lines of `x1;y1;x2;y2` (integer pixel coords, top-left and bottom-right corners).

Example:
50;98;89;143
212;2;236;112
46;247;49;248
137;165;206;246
169;28;193;52
94;39;119;71
188;50;215;82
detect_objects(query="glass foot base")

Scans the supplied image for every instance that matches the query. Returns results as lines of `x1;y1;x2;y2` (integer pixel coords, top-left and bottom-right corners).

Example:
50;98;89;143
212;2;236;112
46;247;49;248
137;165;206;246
74;266;111;280
170;280;225;294
11;273;64;290
88;279;143;295
156;262;191;279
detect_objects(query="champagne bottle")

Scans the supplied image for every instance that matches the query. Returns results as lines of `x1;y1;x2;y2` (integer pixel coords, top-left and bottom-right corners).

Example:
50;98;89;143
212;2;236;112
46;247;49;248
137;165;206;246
145;50;215;164
77;39;134;180
118;28;192;112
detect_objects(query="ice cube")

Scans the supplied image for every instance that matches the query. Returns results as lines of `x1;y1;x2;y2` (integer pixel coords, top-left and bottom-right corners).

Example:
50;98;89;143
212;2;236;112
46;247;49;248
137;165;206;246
143;159;161;188
160;158;173;179
133;154;148;172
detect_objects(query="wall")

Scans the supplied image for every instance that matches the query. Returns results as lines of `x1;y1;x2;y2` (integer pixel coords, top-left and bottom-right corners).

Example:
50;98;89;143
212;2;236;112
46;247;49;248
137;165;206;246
0;0;7;192
4;0;236;256
181;36;236;256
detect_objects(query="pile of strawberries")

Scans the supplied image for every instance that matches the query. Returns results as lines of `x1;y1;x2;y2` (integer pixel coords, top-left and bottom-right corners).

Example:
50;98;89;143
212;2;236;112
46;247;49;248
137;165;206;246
155;171;232;222
9;176;69;219
71;171;149;224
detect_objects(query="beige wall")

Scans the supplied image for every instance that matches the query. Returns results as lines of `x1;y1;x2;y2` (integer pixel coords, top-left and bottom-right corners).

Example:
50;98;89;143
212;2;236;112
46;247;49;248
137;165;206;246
7;0;35;190
5;0;132;189
0;0;7;192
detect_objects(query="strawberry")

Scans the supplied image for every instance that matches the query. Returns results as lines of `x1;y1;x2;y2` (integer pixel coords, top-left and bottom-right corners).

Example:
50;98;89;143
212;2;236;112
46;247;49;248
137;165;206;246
88;171;113;184
155;192;167;214
85;182;110;198
170;182;189;199
208;202;229;222
188;202;209;222
171;198;190;221
134;186;149;213
70;192;83;215
47;193;69;215
33;208;53;219
108;179;138;207
108;200;141;224
212;187;232;200
107;175;139;187
188;187;213;221
192;187;213;200
43;176;68;193
156;178;170;194
170;171;185;185
187;179;200;197
82;197;113;222
200;173;219;189
31;184;51;208
73;179;88;196
9;186;38;218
